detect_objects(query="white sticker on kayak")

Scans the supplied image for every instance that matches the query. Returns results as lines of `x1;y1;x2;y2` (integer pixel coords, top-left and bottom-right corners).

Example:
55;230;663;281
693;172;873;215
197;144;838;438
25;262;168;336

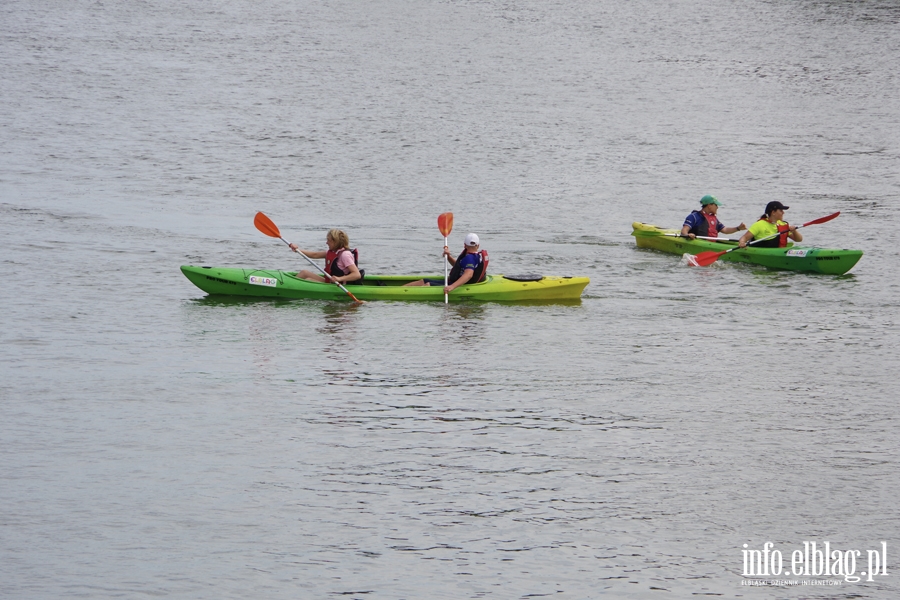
248;275;278;287
786;249;808;257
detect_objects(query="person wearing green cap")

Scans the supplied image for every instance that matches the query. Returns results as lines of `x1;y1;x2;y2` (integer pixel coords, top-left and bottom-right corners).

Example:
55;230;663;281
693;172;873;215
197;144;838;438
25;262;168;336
680;195;746;240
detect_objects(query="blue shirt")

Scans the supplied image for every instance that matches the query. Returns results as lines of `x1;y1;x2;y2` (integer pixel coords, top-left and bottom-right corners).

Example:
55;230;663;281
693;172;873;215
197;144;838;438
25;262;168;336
457;252;481;273
683;211;724;233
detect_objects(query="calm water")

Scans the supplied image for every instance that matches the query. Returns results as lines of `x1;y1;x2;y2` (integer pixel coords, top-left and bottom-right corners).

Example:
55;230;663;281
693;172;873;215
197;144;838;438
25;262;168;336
2;0;900;598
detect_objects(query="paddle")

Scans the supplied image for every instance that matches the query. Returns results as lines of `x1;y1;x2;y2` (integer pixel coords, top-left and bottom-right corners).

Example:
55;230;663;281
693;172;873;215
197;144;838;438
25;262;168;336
690;211;840;267
438;212;453;304
633;227;737;243
666;233;740;242
253;212;364;303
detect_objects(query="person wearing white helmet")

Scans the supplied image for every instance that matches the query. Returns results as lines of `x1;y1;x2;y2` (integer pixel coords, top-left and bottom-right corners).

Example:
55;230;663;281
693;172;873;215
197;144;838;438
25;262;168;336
404;232;488;293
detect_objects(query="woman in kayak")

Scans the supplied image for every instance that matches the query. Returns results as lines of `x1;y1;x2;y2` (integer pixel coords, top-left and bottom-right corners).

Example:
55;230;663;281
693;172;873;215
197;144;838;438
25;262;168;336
289;229;363;284
681;195;746;239
738;201;803;248
404;233;487;293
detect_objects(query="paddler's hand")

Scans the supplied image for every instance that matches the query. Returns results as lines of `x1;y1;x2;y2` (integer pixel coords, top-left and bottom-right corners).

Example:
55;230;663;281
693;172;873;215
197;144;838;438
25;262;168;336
289;243;299;252
737;223;747;231
442;245;451;259
443;285;453;295
739;240;748;248
686;233;696;240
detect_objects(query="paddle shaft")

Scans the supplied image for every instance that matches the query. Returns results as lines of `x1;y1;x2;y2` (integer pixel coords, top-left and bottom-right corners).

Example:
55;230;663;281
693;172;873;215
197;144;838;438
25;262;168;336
664;233;740;242
736;220;813;249
693;232;788;265
444;235;449;304
741;212;840;248
437;213;453;305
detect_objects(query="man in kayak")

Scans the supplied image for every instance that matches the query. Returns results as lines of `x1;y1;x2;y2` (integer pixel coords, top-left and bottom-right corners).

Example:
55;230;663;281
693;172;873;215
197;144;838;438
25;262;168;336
681;195;746;240
738;201;803;248
288;228;364;284
404;233;487;293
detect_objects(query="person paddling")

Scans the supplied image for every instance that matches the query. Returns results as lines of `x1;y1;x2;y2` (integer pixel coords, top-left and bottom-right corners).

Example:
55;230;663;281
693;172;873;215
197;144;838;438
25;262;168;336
681;195;746;239
738;201;803;248
289;228;363;284
404;233;487;294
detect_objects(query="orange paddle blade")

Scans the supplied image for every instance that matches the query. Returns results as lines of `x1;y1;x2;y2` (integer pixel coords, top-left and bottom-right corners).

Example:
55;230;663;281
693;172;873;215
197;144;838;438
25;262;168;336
437;212;454;237
692;250;729;267
254;212;281;238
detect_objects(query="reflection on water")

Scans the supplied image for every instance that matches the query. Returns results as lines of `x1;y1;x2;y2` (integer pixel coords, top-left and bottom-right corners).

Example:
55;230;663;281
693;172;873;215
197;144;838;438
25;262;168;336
318;302;362;382
317;301;363;337
248;306;278;379
188;295;298;308
439;303;488;347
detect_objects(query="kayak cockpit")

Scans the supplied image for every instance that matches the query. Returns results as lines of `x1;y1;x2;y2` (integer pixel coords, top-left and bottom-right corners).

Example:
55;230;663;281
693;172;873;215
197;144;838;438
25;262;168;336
283;273;494;287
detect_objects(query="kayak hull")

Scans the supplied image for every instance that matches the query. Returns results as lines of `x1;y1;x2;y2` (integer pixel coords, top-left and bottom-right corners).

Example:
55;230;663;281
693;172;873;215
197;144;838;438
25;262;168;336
181;266;590;302
631;222;862;275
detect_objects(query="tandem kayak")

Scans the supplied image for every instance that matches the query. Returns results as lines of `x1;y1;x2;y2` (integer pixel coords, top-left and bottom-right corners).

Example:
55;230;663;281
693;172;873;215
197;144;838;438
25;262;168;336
181;266;590;302
631;222;863;275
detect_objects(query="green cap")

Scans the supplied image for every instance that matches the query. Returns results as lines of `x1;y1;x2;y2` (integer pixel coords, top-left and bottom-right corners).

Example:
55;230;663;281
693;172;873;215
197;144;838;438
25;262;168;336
700;195;722;206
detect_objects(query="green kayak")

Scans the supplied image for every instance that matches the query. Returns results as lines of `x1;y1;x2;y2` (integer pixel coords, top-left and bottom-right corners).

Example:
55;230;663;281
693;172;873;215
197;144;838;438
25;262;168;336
181;265;590;302
632;222;863;275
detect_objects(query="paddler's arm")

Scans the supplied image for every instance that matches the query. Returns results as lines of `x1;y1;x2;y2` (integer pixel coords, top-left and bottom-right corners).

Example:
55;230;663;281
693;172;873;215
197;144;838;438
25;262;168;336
788;225;802;243
680;225;696;240
288;243;327;259
721;222;747;235
333;263;361;284
444;268;473;295
738;230;754;248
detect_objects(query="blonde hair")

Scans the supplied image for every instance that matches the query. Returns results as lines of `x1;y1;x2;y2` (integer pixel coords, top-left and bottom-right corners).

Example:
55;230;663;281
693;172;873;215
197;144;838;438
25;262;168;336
327;228;350;250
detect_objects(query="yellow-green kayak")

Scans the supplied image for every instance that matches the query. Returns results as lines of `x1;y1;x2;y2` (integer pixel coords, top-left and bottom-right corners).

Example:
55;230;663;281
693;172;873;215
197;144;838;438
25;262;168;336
632;222;862;275
181;266;589;302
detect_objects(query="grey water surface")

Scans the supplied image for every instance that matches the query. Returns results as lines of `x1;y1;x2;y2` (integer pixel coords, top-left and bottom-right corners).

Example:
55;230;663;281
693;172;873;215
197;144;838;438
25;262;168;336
2;0;899;598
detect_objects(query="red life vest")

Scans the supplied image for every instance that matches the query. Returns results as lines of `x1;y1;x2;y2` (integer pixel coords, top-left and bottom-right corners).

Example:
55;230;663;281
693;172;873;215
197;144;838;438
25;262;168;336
687;210;720;238
753;220;791;248
701;211;720;238
325;248;361;277
777;223;791;247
